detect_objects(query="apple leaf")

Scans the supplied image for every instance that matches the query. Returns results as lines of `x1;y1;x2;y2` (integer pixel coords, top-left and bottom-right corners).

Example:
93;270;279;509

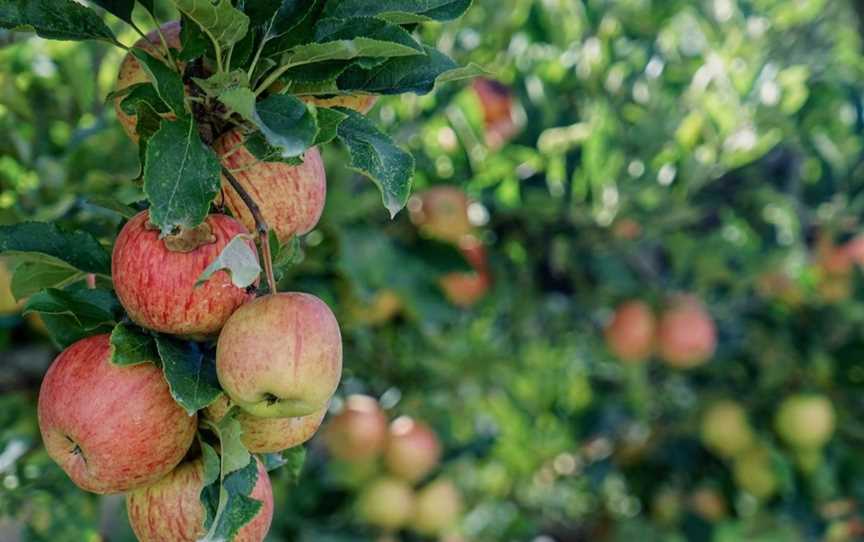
110;323;158;366
23;287;120;348
129;49;187;116
196;234;261;289
255;0;323;55
171;0;250;50
202;459;261;542
0;0;121;45
178;13;212;61
312;106;348;146
154;336;221;415
118;83;171;116
10;261;82;301
0;222;110;275
89;0;135;26
194;71;255;121
283;38;422;69
314;17;423;54
283;446;307;483
323;0;472;23
335;108;414;218
84;195;139;219
253;94;317;159
336;45;461;95
143;117;222;235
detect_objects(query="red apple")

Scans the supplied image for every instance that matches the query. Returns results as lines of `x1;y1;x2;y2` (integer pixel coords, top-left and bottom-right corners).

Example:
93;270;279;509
410;478;463;536
657;295;716;368
700;400;754;458
37;334;196;494
408;186;473;245
112;211;257;338
127;456;273;541
216;292;342;418
775;394;835;450
612;218;642;240
604;300;655;363
324;394;389;462
214;128;327;243
472;78;513;126
204;395;326;454
843;234;864;266
114;21;183;142
302;94;378;113
440;235;491;308
385;417;441;482
357;477;416;530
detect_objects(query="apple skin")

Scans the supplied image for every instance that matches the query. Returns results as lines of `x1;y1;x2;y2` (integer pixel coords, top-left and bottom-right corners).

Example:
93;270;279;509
472;78;512;126
700;400;754;458
302;94;378;113
214;128;327;243
656;296;717;368
775;394;835;450
114;21;182;142
127;457;273;542
604;300;655;363
440;236;491;308
324;394;389;462
37;334;196;494
385;416;442;482
112;211;257;338
408;186;473;245
357;477;416;530
410;478;463;536
204;395;326;453
216;292;342;418
732;447;778;500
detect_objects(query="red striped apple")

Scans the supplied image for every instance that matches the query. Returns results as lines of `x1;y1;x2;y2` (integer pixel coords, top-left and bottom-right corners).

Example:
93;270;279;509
216;292;342;418
126;456;273;542
357;477;416;530
385;417;441;482
214;129;327;242
37;334;195;494
114;21;182;142
408;186;474;245
204;395;326;453
604;300;655;363
411;478;463;536
112;210;257;338
657;295;716;368
324;394;389;462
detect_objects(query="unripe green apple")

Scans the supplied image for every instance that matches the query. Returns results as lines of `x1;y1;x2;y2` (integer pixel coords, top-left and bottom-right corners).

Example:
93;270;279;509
775;394;835;450
732;447;778;500
114;21;182;142
38;334;196;494
410;478;463;536
657;295;716;368
700;400;754;459
324;394;389;462
216;293;342;418
112;211;257;338
408;186;474;245
214;128;327;243
127;457;273;541
604;300;655;363
204;395;326;454
385;417;442;482
357;477;416;530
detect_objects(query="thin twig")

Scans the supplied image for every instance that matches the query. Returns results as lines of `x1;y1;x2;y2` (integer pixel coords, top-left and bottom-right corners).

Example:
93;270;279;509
220;166;277;294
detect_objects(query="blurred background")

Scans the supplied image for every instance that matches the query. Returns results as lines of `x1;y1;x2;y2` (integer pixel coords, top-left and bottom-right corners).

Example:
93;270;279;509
3;0;864;540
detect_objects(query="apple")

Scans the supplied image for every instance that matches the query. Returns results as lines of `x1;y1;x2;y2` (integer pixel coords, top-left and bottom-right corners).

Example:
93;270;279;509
700;400;754;459
440;235;491;308
348;289;403;326
114;21;183;142
357;477;416;530
37;334;196;494
843;234;864;265
385;416;442;482
213;129;327;243
656;295;716;368
775;394;835;450
127;456;273;542
216;292;342;418
603;300;655;363
472;78;513;126
302;94;378;113
732;447;778;500
410;478;463;536
651;488;683;525
112;210;257;338
612;218;642;241
324;394;389;462
0;259;19;315
689;487;727;522
204;395;326;454
408;186;473;245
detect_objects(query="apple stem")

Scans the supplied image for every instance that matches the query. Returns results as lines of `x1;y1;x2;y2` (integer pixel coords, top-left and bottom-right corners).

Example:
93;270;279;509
220;166;278;294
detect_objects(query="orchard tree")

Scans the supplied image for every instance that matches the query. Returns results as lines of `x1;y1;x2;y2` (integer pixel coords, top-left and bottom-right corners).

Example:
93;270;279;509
0;0;479;539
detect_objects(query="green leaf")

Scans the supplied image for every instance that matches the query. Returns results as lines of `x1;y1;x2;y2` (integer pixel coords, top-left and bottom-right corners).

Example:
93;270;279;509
110;323;158;366
337;45;458;95
89;0;135;25
118;83;171;116
202;459;261;542
255;0;323;52
193;71;255;120
129;49;187;116
39;313;114;349
0;0;120;44
133;101;166;180
284;38;422;69
282;446;306;483
178;14;212;62
336;109;414;217
196;234;261;288
323;0;472;23
253;94;317;159
314;17;423;54
312;107;347;146
10;261;82;300
0;222;110;275
436;62;488;84
154;336;221;415
84;196;138;219
171;0;250;50
143;117;222;235
23;288;119;332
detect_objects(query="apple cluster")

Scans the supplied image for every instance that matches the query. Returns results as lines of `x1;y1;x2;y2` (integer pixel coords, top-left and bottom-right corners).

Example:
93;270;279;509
322;395;464;537
35;24;356;542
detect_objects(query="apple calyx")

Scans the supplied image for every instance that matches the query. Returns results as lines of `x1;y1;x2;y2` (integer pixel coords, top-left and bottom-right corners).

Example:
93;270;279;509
145;220;218;253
